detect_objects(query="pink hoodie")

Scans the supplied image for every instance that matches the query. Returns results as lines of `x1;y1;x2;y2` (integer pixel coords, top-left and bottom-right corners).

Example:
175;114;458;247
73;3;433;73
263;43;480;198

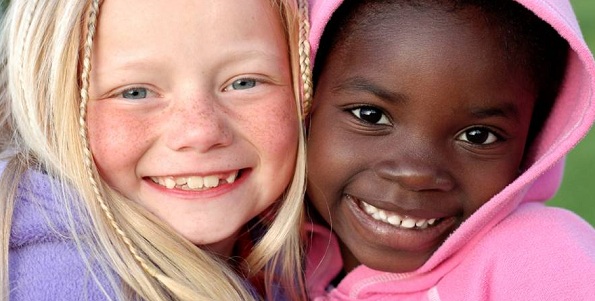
305;0;595;300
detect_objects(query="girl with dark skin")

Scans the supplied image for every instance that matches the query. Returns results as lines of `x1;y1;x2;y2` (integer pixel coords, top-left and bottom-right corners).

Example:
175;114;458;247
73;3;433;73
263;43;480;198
305;0;595;299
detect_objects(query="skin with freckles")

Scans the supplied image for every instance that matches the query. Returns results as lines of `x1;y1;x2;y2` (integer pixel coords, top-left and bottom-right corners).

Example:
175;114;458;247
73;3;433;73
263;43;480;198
307;3;538;273
87;0;298;256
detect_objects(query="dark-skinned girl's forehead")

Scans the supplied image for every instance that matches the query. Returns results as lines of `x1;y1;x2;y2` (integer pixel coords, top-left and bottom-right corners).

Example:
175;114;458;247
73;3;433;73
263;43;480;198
313;0;568;147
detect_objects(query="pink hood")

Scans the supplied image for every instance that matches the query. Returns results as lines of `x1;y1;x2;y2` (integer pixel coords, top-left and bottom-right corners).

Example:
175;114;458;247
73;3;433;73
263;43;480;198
308;0;595;279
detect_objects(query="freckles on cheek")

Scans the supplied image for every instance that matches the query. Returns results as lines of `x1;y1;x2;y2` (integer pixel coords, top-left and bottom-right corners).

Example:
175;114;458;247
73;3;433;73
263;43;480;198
86;108;145;172
251;97;299;155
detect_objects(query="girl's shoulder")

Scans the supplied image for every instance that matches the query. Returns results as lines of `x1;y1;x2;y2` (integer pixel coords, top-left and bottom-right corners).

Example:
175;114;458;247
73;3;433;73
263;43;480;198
6;160;119;300
8;161;72;248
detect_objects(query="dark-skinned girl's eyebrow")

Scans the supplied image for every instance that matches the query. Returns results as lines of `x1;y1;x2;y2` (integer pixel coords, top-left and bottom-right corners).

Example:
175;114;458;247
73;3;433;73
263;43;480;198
333;76;407;104
468;103;520;121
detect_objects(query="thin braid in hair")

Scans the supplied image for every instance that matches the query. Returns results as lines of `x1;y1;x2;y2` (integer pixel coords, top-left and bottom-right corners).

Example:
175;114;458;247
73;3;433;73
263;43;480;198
78;0;160;281
298;0;312;116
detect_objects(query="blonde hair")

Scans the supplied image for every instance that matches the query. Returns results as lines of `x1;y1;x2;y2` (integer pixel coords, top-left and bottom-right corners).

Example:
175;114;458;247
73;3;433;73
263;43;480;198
0;0;311;300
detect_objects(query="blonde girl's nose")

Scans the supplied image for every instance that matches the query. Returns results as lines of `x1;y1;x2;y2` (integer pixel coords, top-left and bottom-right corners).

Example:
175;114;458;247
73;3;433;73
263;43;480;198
164;98;233;153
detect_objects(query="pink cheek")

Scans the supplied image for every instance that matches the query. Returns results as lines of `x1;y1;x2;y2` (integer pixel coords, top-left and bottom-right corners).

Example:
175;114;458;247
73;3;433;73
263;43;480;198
239;92;298;154
262;104;299;154
86;109;147;173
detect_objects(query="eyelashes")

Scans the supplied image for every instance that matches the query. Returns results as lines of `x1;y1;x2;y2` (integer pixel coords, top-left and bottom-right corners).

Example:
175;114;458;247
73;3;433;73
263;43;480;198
120;87;149;99
224;78;259;91
456;127;502;145
109;77;264;101
348;105;504;146
350;106;391;125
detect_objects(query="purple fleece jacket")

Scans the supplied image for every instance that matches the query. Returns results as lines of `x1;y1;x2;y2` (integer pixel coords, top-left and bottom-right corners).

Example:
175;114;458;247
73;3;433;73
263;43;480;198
6;161;117;300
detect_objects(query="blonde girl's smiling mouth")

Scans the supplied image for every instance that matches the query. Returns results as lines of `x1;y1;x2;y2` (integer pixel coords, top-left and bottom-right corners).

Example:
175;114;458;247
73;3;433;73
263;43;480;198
148;169;243;191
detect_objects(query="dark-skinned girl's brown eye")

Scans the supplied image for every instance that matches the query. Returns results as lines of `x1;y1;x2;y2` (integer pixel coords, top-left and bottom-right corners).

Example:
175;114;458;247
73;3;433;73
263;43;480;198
457;127;499;145
350;106;390;125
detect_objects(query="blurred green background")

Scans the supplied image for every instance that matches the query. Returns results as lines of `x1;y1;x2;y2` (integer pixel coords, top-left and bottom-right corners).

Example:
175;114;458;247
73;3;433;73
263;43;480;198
547;0;595;226
0;0;593;225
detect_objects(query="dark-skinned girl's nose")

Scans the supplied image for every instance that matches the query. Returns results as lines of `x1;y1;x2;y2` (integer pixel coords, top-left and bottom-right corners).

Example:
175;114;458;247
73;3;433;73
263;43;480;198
373;140;455;192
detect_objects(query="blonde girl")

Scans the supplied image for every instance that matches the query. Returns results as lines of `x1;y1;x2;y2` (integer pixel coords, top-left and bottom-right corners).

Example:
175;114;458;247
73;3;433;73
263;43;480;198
0;0;312;300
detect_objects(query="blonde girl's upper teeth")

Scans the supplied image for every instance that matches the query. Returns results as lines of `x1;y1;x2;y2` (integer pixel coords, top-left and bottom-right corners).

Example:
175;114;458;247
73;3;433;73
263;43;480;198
203;175;219;188
226;172;237;183
153;171;238;190
187;176;204;189
164;177;176;189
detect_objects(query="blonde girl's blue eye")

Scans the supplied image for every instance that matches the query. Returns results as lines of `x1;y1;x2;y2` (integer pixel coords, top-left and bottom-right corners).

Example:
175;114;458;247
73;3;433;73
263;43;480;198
457;127;499;145
121;87;148;99
227;78;257;91
350;106;391;125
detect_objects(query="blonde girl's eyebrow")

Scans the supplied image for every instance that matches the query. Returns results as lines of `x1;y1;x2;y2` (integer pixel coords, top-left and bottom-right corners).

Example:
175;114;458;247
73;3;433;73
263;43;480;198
93;49;286;77
91;55;163;75
218;49;288;67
